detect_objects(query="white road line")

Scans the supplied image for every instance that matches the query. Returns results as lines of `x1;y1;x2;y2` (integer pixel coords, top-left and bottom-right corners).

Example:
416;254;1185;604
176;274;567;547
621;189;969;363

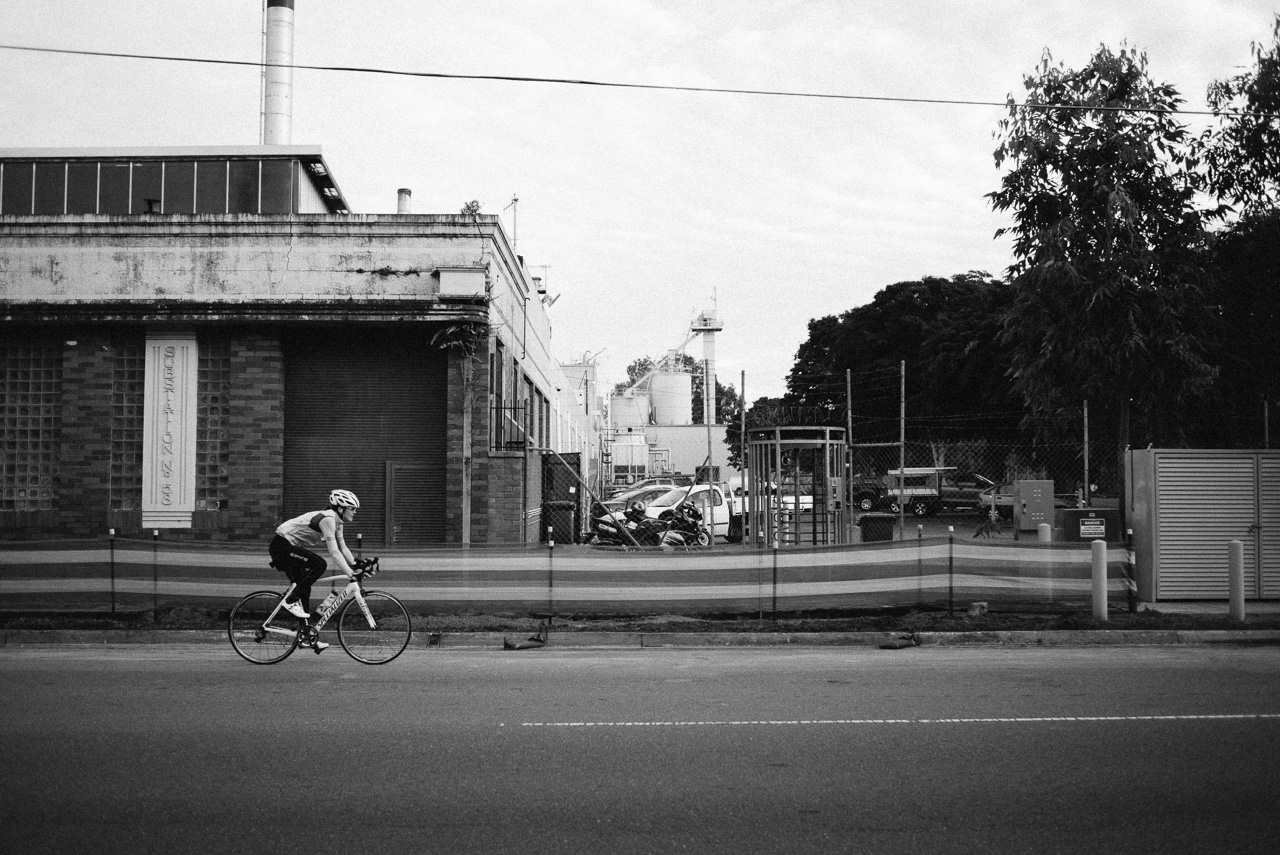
520;714;1280;728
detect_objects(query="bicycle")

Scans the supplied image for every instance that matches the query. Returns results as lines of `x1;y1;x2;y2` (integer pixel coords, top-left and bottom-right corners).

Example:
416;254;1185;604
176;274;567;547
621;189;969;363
227;558;412;665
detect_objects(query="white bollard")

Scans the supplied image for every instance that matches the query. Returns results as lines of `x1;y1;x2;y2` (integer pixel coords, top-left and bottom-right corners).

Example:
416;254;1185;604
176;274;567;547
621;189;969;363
1228;540;1246;622
1037;523;1052;543
1091;540;1107;621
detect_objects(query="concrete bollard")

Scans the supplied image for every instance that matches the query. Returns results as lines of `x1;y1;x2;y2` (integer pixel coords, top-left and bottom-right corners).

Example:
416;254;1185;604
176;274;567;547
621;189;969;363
1091;540;1107;621
1228;540;1246;622
1038;523;1052;543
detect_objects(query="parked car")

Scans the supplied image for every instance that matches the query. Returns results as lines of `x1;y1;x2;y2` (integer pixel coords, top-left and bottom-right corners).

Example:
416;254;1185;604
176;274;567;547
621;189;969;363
977;483;1016;518
609;474;693;498
643;484;740;542
849;475;882;512
600;485;672;513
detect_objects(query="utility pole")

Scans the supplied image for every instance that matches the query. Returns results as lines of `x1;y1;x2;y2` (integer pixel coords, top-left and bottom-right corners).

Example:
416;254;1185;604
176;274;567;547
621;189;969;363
846;369;854;544
1083;399;1090;507
741;370;748;542
898;360;906;540
504;195;518;253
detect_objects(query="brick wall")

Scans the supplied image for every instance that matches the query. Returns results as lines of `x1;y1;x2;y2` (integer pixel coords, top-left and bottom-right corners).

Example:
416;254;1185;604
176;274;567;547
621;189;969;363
57;332;114;536
225;333;285;540
448;338;536;545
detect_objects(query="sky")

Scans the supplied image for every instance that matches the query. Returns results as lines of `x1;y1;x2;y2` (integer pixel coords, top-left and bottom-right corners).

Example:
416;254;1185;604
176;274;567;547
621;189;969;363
1;0;1275;400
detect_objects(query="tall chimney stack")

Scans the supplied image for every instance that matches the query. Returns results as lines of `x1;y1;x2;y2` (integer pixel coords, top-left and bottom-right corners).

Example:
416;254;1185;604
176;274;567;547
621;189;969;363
262;0;295;145
397;188;413;214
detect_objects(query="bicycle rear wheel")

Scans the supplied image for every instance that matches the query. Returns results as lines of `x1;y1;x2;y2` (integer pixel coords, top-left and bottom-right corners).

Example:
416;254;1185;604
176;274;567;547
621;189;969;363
336;590;412;664
228;591;300;664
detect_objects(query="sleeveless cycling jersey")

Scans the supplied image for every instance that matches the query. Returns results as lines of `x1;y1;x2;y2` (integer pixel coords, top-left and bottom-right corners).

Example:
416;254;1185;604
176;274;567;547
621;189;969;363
275;509;343;550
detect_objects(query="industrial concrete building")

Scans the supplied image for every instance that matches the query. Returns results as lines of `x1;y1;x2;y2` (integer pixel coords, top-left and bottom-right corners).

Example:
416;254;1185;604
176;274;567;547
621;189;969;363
0;1;596;546
0;146;595;545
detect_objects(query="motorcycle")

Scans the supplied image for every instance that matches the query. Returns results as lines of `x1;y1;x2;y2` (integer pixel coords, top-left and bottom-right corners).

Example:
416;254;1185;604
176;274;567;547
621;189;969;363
588;500;652;546
590;500;705;548
655;501;711;548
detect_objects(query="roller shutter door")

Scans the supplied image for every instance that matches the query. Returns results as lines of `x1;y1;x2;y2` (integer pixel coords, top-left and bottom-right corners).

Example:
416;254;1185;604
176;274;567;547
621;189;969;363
1155;454;1257;599
282;330;447;547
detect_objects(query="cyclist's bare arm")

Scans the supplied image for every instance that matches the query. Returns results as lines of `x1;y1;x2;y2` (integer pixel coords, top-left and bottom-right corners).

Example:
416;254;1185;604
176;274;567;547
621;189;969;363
318;516;357;576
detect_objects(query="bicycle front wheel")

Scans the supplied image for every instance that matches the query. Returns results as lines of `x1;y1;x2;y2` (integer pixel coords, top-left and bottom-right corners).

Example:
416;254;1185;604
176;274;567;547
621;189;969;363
337;590;412;664
228;591;300;664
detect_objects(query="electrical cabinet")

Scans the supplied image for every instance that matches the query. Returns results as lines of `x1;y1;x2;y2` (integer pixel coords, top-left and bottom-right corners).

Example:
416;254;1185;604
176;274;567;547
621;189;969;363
1015;480;1055;531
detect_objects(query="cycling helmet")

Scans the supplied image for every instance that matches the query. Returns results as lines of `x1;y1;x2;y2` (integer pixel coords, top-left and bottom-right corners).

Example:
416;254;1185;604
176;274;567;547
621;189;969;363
328;489;360;510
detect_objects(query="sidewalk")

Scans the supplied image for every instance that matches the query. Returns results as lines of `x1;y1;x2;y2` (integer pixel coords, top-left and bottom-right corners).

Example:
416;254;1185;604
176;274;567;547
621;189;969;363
5;624;1280;649
4;601;1278;649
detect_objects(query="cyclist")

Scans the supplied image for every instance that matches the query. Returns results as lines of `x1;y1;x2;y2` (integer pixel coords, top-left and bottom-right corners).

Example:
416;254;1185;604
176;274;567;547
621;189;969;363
269;489;364;652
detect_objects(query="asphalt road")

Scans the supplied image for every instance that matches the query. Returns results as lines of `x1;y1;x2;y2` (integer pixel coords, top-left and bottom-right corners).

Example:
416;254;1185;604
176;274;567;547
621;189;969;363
4;645;1279;855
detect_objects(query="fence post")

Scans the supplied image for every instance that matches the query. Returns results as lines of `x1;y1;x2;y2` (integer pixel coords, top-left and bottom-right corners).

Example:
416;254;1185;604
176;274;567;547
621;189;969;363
947;526;954;616
108;528;117;615
1228;540;1246;623
548;527;555;614
916;524;924;608
1091;540;1107;621
771;545;778;623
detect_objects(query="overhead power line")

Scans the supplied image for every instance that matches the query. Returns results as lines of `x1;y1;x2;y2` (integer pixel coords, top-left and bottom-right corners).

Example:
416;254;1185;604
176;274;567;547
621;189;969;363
1;43;1275;119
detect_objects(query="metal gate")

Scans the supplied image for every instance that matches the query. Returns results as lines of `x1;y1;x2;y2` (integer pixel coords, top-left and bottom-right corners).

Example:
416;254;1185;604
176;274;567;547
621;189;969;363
746;426;848;547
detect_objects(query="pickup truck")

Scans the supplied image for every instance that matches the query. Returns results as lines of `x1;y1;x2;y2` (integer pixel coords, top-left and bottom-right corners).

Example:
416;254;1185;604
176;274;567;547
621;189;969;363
643;483;745;543
882;467;999;517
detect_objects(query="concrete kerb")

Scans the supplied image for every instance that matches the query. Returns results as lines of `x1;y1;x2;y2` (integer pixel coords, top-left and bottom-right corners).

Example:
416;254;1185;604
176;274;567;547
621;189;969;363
3;629;1280;648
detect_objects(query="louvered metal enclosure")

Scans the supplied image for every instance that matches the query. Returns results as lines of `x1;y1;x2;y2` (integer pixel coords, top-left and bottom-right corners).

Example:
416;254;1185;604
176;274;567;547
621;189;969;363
1128;449;1280;601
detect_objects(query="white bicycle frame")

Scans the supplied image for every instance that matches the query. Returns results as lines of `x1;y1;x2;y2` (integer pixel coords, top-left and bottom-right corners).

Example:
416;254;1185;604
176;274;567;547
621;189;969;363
261;573;378;641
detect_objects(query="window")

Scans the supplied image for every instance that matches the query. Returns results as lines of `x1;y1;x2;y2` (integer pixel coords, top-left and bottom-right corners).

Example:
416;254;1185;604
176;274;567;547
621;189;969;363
195;161;227;213
1;340;62;512
196;337;231;511
66;162;98;213
99;163;131;214
110;339;144;511
260;159;294;214
227;160;259;212
163;161;196;214
1;161;34;215
32;162;65;215
131;161;163;214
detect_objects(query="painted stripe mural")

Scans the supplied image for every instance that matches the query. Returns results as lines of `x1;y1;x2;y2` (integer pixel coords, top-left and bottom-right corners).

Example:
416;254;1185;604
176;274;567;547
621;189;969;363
0;538;1133;614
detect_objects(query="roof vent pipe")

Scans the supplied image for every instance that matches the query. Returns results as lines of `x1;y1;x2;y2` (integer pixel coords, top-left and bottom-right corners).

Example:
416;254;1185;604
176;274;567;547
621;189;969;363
397;188;412;214
262;0;295;145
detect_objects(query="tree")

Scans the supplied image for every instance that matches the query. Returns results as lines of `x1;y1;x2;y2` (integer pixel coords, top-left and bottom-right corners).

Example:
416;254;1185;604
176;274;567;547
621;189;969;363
460;200;482;217
723;397;789;470
785;273;1020;445
1196;16;1280;447
1203;15;1280;217
988;45;1215;466
1194;213;1280;447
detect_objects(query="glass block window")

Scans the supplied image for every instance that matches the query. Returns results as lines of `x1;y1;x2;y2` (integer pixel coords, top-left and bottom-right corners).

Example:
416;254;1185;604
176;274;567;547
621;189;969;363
110;340;144;511
196;337;231;511
1;341;62;512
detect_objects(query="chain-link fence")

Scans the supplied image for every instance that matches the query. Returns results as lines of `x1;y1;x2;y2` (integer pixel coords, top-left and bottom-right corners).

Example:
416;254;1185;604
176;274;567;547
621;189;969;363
849;439;1109;515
